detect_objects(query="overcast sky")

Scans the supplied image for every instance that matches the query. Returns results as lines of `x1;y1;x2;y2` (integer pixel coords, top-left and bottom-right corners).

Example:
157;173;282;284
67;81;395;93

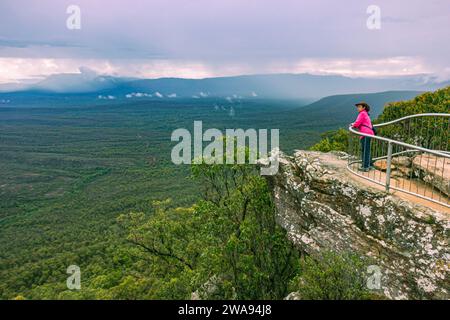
0;0;449;83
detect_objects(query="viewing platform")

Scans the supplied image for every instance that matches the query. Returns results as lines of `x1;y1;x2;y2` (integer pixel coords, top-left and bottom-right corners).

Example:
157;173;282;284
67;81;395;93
348;113;450;210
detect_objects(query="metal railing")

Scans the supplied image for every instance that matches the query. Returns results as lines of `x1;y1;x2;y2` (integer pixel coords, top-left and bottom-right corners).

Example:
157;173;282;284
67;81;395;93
347;113;450;208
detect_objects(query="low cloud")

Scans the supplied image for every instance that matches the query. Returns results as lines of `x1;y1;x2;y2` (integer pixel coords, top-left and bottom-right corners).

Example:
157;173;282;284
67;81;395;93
98;95;116;100
126;92;152;98
0;56;449;86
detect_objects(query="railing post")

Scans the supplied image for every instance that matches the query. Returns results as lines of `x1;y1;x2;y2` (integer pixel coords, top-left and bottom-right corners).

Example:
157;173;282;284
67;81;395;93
385;142;393;192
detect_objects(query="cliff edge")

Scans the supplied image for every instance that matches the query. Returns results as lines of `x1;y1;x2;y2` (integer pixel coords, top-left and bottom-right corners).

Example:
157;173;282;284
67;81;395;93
264;150;449;300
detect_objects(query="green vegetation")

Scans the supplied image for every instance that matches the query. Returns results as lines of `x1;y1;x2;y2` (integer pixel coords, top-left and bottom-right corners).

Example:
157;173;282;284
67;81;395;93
288;251;377;300
117;158;300;299
0;98;312;299
0;90;425;299
376;86;449;122
310;128;348;152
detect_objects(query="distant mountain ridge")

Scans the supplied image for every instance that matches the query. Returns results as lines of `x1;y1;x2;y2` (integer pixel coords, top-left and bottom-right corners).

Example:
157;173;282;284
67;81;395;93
275;90;425;142
296;90;424;118
1;71;448;100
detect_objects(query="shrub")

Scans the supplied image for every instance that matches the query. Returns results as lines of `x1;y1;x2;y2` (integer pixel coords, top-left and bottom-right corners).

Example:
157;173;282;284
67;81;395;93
289;251;376;300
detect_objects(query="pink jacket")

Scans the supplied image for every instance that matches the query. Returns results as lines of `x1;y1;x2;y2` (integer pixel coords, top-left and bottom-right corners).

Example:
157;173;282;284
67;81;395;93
352;110;374;137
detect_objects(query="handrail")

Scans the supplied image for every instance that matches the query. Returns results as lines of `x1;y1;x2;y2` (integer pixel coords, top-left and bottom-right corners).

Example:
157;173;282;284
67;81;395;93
348;127;450;158
373;113;450;128
347;113;450;209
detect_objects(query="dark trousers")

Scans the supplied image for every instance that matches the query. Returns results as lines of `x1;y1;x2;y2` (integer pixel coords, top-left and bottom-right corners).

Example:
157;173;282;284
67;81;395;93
360;137;372;169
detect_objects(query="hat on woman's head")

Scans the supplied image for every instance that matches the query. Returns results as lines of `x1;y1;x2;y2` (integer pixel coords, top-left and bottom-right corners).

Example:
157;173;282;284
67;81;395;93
355;102;370;112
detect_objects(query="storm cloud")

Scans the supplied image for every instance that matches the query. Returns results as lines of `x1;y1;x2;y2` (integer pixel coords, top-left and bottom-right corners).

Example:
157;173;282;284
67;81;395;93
0;0;449;82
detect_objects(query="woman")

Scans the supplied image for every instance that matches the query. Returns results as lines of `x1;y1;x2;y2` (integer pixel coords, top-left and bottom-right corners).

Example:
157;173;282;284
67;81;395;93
351;102;374;172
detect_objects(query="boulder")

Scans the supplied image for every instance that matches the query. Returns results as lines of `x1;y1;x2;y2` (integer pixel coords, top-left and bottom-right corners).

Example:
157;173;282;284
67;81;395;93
412;154;450;197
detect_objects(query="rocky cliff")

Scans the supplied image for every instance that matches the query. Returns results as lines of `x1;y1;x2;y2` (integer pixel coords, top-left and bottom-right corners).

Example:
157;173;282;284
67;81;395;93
264;150;449;300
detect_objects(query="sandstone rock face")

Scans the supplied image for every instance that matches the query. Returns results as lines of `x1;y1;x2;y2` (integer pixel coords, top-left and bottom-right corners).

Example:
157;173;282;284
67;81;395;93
264;150;449;300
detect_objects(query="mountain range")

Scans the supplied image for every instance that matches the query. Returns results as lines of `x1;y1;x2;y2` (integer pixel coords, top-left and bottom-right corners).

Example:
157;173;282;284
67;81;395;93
0;69;448;100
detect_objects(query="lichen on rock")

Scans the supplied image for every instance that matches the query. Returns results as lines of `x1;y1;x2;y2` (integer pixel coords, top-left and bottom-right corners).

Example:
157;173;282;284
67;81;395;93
264;150;450;300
